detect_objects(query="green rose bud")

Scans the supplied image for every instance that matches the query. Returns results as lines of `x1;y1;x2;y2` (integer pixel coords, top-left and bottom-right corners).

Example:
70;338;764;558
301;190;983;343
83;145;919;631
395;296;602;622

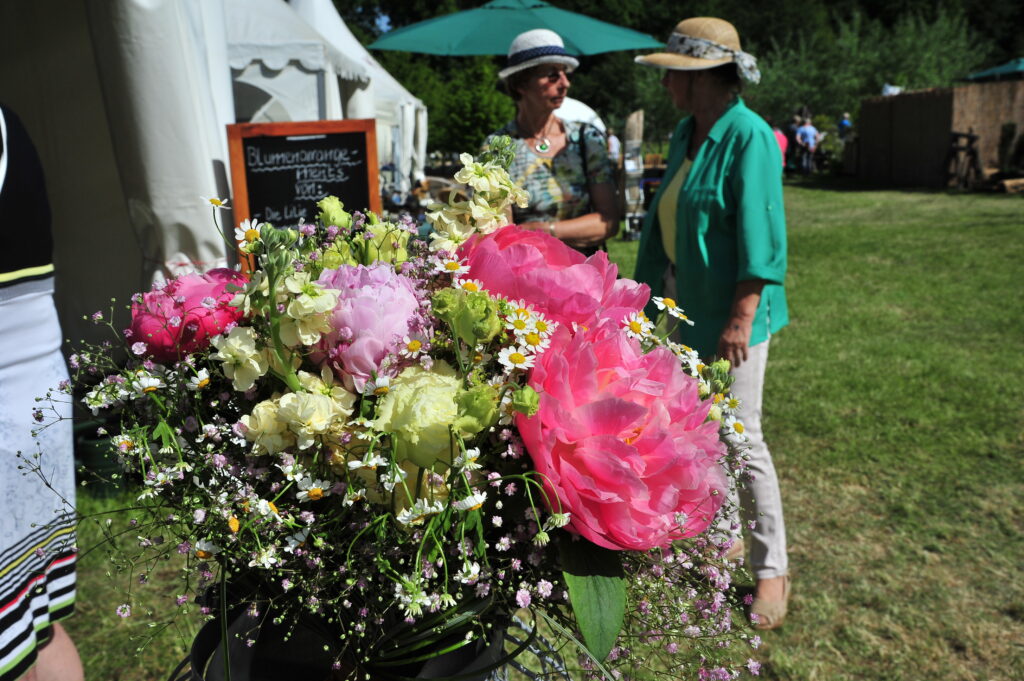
317;196;352;229
454;384;499;436
509;385;540;417
432;289;501;347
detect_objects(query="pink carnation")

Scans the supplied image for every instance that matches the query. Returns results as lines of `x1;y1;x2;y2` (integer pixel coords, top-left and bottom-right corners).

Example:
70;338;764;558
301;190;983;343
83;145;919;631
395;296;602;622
517;319;727;551
315;263;423;392
456;226;648;329
129;269;247;361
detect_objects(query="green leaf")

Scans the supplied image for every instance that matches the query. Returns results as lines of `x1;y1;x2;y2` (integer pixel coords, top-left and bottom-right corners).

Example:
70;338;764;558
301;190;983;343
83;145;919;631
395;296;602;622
559;535;626;662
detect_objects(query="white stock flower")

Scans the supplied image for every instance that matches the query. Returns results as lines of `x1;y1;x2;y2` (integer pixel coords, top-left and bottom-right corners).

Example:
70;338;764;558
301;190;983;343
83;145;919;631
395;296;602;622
241;399;295;455
211;326;269;391
276;391;343;450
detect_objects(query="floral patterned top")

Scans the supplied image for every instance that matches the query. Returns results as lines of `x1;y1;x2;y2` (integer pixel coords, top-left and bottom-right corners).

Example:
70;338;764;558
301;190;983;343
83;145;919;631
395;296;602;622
485;119;613;225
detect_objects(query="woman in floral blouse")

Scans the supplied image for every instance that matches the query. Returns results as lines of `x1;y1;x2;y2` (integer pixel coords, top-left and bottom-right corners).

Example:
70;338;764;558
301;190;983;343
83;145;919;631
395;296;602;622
486;29;618;256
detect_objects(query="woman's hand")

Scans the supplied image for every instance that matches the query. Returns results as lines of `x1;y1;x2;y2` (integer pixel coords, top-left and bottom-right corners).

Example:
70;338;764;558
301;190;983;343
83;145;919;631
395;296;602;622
718;317;753;367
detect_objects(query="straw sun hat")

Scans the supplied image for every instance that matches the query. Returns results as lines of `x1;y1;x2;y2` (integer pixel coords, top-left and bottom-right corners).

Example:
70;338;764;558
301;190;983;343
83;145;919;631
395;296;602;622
498;29;579;81
635;17;761;84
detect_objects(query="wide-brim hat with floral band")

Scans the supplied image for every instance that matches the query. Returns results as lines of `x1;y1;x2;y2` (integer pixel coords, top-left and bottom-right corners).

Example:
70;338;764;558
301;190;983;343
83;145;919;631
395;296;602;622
498;28;580;80
634;17;760;84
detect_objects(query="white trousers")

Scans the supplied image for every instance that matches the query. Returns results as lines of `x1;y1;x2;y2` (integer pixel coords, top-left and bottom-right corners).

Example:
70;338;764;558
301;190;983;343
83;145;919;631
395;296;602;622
730;339;789;579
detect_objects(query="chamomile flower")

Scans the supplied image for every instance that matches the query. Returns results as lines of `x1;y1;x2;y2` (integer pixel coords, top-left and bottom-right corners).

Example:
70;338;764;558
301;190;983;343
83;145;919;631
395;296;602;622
133;373;166;395
187;369;211;391
505;309;534;335
435;256;469;276
722;415;747;440
453;491;487;512
202;196;229;210
284;528;310;553
234;219;263;247
347;452;388;471
365;375;390;397
396;499;444;526
531;313;555;337
399;335;427;359
454;277;485;293
195;539;220;559
653;296;696;325
296;477;331;502
248;546;279;569
453;447;482;471
276;462;305;481
520;330;551;353
623;311;654;340
255;498;281;519
498;346;534;373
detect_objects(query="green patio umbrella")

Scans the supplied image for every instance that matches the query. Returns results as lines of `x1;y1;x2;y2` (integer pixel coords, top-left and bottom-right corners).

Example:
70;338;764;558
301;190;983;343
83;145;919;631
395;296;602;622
368;0;663;56
964;58;1024;82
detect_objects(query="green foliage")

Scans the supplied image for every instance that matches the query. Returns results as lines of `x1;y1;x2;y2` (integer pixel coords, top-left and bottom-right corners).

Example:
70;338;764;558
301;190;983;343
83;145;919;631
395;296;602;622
558;535;627;662
746;8;989;122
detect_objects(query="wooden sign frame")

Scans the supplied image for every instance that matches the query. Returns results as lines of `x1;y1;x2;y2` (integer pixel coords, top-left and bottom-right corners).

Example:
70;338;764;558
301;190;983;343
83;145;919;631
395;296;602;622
227;119;381;268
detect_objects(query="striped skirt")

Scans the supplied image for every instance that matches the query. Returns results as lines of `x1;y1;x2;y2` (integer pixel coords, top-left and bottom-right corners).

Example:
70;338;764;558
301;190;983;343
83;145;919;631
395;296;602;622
0;279;76;681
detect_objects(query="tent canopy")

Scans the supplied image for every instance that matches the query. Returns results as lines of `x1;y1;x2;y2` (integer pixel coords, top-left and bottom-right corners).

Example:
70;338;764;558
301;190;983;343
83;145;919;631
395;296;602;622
965;58;1024;82
225;0;366;83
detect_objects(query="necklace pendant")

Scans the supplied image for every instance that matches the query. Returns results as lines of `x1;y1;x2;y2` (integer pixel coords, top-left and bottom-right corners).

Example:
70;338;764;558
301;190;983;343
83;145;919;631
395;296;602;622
534;137;551;154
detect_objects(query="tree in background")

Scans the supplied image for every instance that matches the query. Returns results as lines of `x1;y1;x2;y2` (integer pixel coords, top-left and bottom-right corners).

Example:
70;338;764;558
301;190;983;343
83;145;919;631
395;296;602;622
333;0;1013;154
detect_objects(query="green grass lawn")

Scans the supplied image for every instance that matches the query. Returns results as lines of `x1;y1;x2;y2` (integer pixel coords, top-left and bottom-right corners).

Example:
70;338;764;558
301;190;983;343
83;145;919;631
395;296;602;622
66;180;1023;680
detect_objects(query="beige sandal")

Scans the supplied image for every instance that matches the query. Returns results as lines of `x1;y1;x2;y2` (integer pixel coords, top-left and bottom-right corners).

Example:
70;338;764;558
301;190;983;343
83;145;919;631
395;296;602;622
750;575;790;631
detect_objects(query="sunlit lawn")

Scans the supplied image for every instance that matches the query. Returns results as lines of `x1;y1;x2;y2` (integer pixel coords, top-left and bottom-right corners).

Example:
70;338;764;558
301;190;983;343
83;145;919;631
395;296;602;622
66;179;1023;680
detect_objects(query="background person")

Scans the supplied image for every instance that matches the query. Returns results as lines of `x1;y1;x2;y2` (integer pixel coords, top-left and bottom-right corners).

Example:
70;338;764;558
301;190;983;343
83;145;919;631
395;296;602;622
486;29;618;256
0;103;83;681
632;17;791;631
796;117;819;174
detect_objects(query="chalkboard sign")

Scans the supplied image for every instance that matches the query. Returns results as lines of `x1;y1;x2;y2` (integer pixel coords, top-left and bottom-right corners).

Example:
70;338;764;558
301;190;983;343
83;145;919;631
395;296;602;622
227;119;381;232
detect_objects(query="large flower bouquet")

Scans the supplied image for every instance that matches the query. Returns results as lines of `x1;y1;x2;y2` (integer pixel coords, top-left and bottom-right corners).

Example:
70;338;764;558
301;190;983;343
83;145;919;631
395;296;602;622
64;142;759;679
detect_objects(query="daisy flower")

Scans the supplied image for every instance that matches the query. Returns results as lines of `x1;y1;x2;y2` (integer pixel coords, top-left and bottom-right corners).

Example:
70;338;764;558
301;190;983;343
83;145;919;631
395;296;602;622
234;219;263;246
202;196;229;210
346;452;388;471
622;311;654;340
365;375;390;397
498;346;534;373
454;277;485;293
435;256;469;276
133;373;165;395
652;296;695;325
187;369;211;391
453;447;482;471
520;331;551;353
396;499;445;526
453;491;487;512
531;313;555;337
296;477;331;502
505;309;534;335
284;528;310;553
399;335;427;359
195;539;220;559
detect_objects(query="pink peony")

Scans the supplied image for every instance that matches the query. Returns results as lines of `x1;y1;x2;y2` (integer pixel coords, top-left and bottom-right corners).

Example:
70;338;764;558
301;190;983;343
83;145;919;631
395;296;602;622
517;319;727;551
129;269;247;361
456;226;649;330
315;263;424;392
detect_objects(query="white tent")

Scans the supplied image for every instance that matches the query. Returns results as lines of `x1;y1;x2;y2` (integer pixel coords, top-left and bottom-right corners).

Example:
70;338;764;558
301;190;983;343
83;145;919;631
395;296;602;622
555;97;607;133
226;0;369;123
289;0;428;193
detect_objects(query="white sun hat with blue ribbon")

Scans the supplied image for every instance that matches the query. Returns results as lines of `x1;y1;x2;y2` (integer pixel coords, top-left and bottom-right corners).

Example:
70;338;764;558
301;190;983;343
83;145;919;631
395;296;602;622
498;28;580;80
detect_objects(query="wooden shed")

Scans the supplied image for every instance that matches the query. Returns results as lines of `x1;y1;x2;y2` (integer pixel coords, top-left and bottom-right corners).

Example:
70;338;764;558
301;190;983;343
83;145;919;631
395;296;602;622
857;80;1024;187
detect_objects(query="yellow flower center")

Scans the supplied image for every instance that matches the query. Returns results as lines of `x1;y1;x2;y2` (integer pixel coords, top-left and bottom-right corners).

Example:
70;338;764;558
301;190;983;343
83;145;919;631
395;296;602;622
628;320;643;333
196;377;210;389
208;198;225;207
461;281;480;292
444;261;461;271
509;352;527;365
228;516;240;533
534;320;549;333
243;228;260;243
307;487;324;501
713;393;724;404
512;319;528;330
268;501;278;515
734;422;745;434
142;385;159;393
623;427;644;446
467;502;483;511
524;332;542;347
406;339;422;352
374;385;389;396
663;297;677;308
196;550;213;559
116;439;134;451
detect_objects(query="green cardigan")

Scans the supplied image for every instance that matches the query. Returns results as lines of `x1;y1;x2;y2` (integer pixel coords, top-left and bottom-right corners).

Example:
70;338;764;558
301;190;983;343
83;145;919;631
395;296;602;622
634;98;789;359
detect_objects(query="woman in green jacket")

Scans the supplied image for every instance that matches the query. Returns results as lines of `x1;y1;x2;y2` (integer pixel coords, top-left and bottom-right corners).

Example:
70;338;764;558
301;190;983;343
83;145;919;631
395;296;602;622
634;17;791;630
